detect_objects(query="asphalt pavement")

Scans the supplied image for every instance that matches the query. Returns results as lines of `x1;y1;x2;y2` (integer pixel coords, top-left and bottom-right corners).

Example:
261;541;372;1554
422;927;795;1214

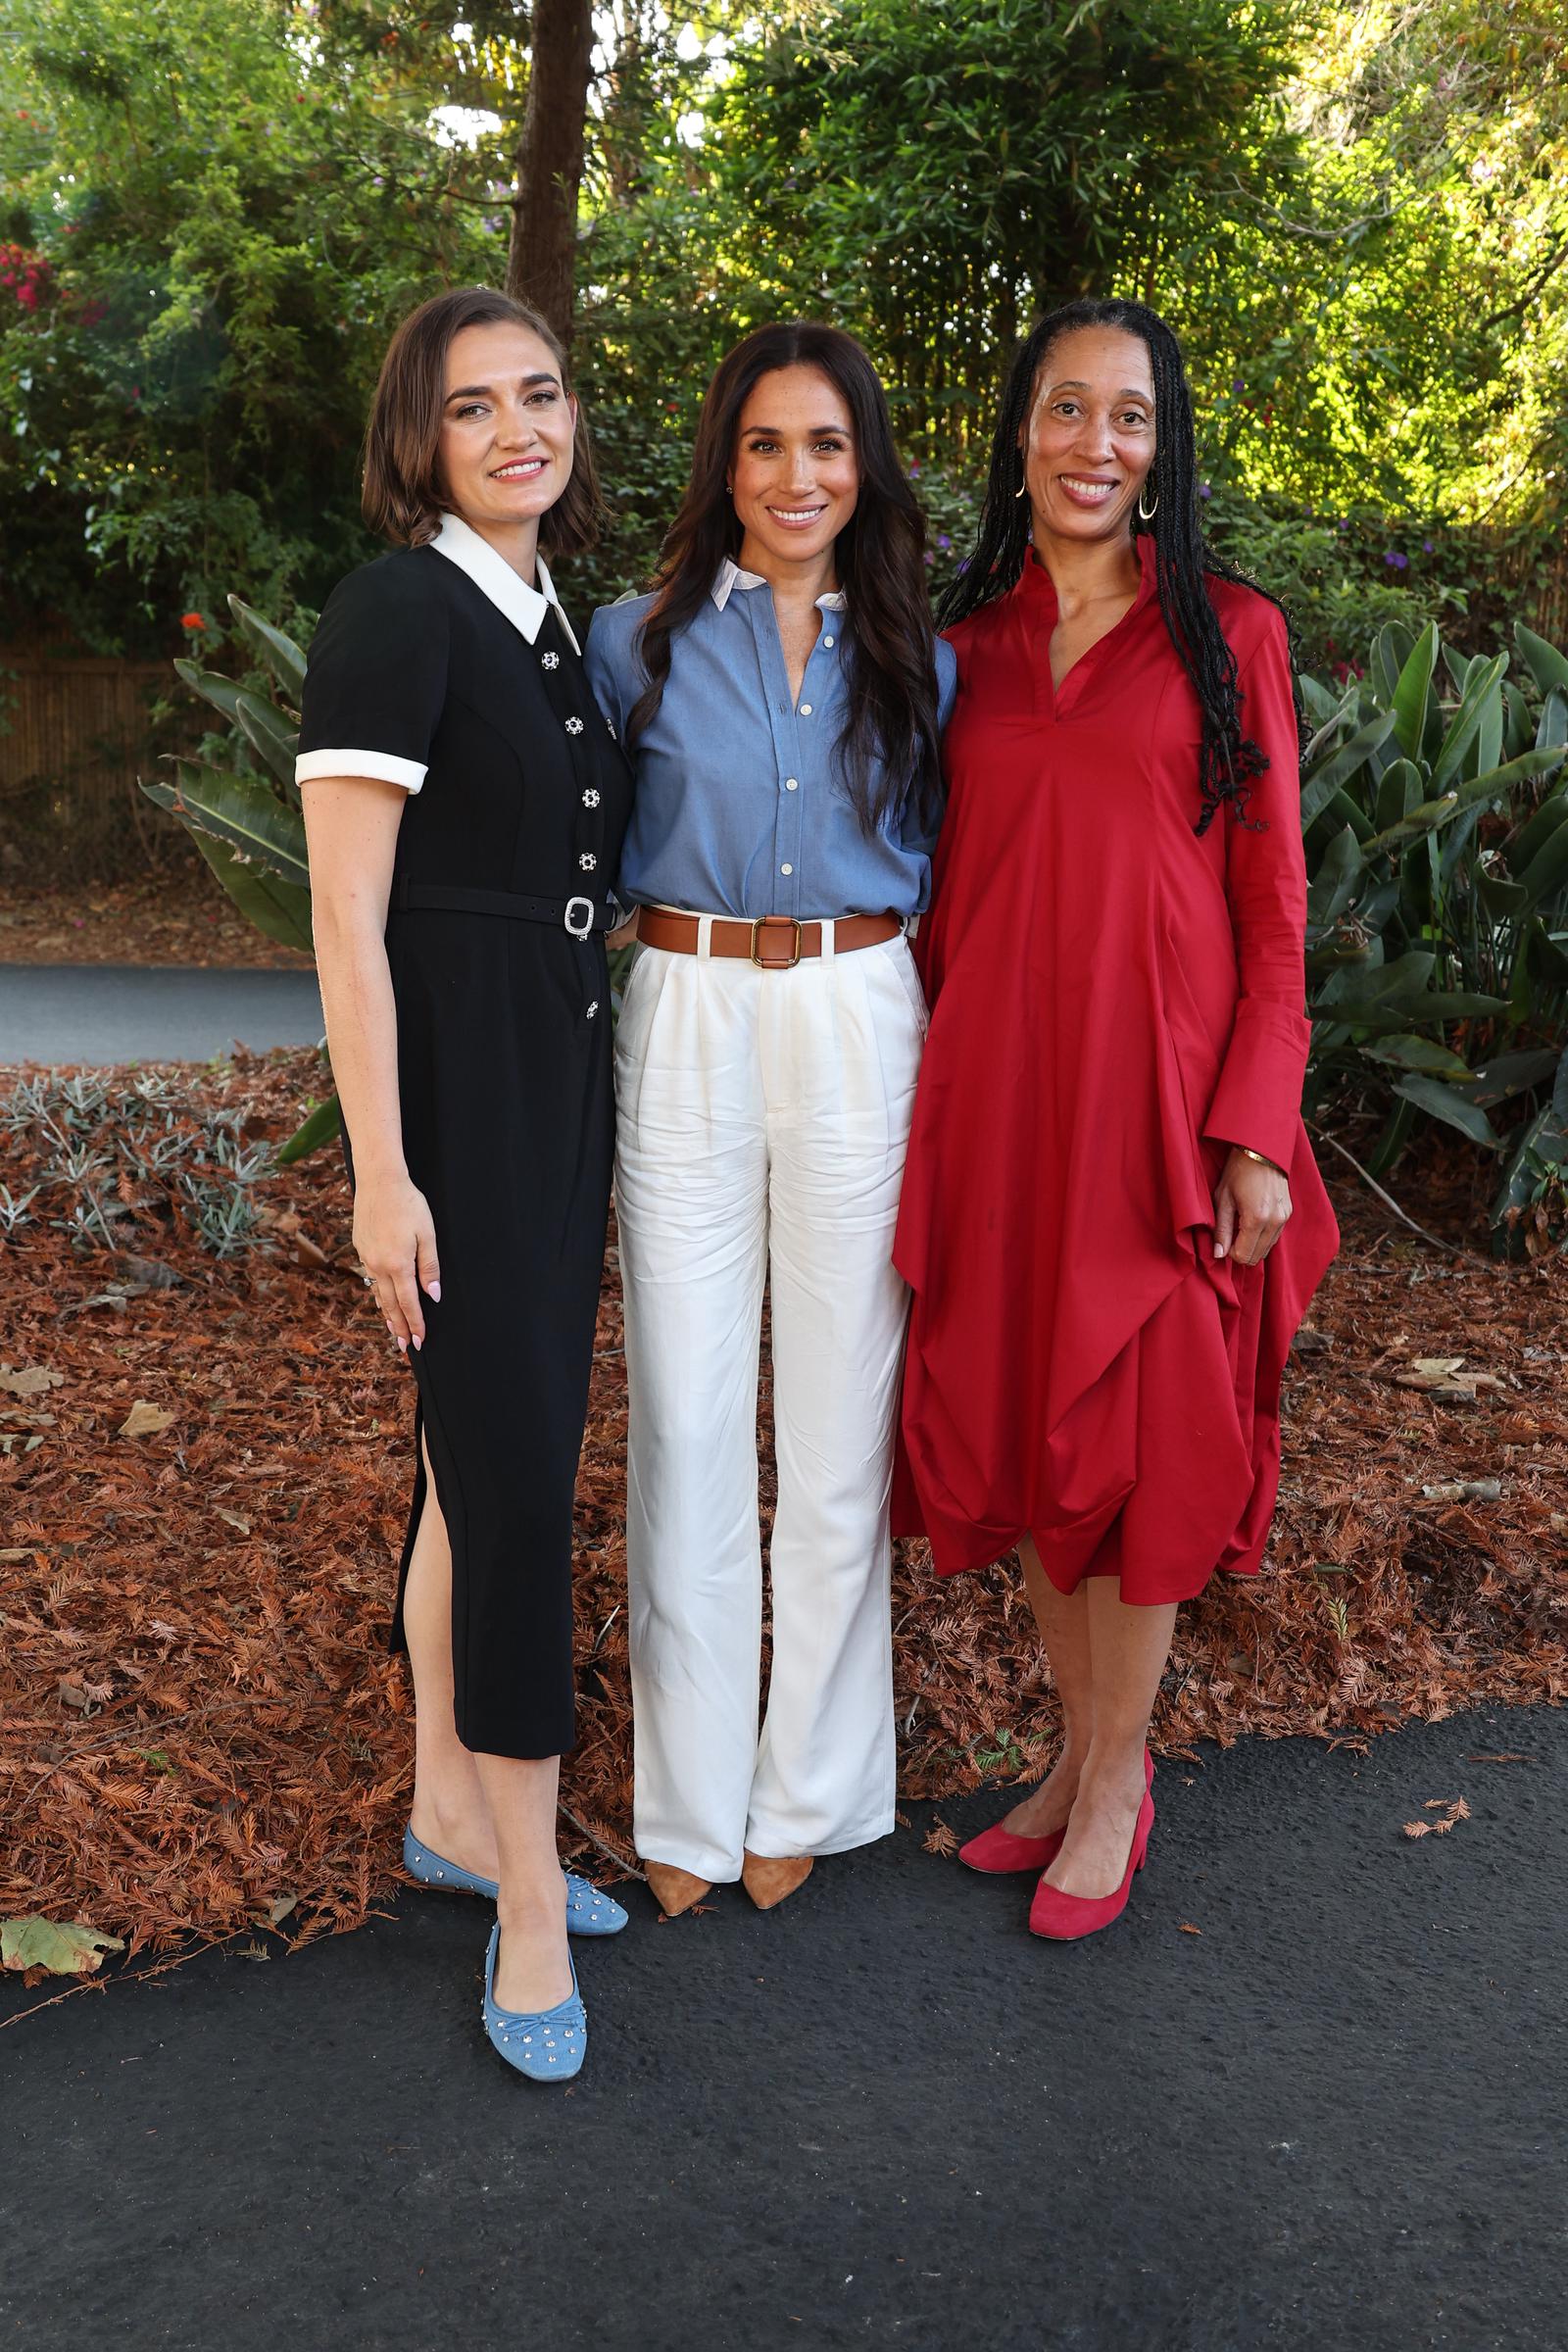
0;964;324;1066
3;1705;1561;2352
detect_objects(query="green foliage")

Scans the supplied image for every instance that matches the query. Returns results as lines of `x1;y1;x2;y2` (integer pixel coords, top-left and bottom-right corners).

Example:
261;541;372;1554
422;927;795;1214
1298;616;1568;1235
142;601;335;1161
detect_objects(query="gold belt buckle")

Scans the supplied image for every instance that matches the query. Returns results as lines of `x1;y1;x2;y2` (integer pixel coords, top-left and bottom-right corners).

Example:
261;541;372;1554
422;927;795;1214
750;916;803;969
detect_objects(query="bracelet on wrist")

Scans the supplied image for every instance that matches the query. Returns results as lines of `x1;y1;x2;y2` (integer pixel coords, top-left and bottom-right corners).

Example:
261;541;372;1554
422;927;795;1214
1235;1145;1285;1176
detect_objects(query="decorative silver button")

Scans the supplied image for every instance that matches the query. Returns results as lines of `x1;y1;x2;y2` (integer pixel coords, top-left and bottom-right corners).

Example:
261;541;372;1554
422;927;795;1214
799;703;812;716
582;789;601;808
541;652;560;670
565;716;584;735
579;852;597;870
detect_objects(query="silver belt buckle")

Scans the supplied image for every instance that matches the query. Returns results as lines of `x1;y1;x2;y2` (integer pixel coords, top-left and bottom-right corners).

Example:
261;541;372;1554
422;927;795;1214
564;896;596;939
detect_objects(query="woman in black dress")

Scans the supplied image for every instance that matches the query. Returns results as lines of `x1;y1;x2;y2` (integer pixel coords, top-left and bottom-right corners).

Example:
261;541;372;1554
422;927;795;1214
296;287;633;2081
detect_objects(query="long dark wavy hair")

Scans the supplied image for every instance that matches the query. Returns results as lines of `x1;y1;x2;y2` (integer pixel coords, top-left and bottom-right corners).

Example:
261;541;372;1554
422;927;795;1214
629;321;943;839
940;297;1298;835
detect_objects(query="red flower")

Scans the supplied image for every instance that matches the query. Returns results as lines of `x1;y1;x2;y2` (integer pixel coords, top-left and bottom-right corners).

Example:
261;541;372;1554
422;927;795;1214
181;612;206;631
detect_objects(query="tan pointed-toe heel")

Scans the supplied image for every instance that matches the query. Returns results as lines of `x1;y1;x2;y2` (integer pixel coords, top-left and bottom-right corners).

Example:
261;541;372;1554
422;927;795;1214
741;1851;814;1910
643;1862;712;1917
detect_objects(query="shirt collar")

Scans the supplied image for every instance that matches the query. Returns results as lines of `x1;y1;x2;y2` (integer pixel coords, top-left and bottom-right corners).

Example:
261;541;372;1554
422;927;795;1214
1017;531;1158;619
711;556;848;615
431;513;581;655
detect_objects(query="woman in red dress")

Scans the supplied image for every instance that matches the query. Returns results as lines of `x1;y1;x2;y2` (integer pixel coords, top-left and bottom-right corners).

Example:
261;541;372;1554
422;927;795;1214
895;298;1338;1939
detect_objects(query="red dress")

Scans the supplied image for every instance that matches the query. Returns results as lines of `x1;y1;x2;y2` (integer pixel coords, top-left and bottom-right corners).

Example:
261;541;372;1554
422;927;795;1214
894;538;1338;1602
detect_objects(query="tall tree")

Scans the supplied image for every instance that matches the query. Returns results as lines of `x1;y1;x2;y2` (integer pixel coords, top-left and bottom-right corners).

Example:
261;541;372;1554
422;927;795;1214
507;0;595;342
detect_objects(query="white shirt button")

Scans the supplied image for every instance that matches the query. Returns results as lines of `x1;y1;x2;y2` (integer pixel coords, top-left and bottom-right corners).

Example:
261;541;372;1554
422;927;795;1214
780;862;793;876
822;635;835;648
799;703;813;716
785;777;799;791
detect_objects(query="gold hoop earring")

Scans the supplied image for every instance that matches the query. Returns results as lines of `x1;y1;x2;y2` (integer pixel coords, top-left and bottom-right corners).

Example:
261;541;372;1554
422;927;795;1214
1137;476;1159;521
1013;463;1027;501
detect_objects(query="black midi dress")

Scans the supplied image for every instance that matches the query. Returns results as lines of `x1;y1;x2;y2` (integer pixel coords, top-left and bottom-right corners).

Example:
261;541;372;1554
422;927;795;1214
296;519;633;1759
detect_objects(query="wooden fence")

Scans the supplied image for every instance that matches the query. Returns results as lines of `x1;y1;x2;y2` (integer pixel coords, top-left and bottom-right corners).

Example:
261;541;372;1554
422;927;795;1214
0;648;201;883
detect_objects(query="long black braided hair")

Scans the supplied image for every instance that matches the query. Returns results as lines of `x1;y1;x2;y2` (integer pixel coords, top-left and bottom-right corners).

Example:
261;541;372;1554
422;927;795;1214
939;297;1299;835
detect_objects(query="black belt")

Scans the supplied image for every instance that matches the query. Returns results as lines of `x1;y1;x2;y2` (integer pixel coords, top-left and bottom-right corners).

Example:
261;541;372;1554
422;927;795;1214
392;880;617;938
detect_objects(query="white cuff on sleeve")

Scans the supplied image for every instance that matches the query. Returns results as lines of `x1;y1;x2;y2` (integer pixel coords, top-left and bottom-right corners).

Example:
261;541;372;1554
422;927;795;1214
294;748;427;793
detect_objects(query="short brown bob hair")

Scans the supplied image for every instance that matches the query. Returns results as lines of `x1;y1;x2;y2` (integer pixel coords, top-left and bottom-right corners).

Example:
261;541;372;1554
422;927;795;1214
362;286;606;557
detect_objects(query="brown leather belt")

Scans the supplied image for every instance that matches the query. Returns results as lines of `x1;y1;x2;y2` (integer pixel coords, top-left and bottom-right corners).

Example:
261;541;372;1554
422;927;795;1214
636;908;903;970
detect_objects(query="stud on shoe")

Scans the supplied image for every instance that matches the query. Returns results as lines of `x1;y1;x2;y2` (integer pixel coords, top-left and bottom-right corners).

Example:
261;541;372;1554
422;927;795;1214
1029;1781;1156;1942
404;1827;628;1936
741;1850;814;1910
643;1862;712;1917
481;1923;587;2082
959;1749;1152;1877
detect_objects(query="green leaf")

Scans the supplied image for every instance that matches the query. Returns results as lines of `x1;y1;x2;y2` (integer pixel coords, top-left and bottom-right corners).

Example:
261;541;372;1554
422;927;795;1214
141;760;309;889
1392;1073;1502;1149
1373;754;1423;835
1299;710;1396;827
1362;1034;1474;1078
190;830;314;956
1430;654;1506;794
1514;621;1568;701
1363;792;1459;857
1454;1048;1561;1107
276;1093;342;1166
1305;823;1363;929
234;691;301;793
1508;784;1568;877
1;1916;124;1975
229;596;308;707
1538;688;1568;757
1389;621;1438;760
1518;817;1568;912
172;659;247;729
1524;920;1568;989
1492;1098;1568;1233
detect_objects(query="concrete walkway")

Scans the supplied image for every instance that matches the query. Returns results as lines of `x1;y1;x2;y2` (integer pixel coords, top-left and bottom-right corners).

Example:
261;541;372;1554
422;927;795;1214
3;1704;1562;2351
0;964;323;1066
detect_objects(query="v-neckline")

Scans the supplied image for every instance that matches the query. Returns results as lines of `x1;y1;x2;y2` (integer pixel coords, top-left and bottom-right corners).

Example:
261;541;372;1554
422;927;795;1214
1021;537;1157;715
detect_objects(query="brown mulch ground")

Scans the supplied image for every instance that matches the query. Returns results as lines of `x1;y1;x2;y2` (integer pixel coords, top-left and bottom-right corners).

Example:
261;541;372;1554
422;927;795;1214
0;873;311;968
2;1047;1565;1965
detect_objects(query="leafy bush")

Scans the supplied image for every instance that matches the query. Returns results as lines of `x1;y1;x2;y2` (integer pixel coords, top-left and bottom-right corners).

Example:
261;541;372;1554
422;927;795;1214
1298;616;1568;1240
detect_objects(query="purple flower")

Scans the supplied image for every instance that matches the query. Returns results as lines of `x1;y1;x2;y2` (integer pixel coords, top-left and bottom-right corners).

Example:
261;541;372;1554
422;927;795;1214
1232;377;1243;392
1423;538;1434;553
937;532;951;549
922;552;934;565
1199;483;1211;501
908;463;920;477
1384;550;1408;570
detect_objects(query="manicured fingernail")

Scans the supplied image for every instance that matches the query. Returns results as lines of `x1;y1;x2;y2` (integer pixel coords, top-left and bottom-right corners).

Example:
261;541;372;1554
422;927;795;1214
427;1281;441;1302
1213;1243;1226;1258
411;1334;422;1351
396;1335;408;1351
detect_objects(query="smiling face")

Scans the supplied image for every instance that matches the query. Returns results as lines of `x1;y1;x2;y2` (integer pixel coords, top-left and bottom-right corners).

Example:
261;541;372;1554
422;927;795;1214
437;319;578;543
1020;324;1156;547
728;364;860;575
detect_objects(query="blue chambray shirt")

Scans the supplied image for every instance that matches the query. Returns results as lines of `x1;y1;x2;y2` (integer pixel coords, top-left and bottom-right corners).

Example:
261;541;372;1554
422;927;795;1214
583;560;958;920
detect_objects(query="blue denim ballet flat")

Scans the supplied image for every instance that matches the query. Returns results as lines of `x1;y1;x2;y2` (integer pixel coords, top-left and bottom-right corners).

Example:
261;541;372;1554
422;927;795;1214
482;1921;587;2082
402;1826;628;1936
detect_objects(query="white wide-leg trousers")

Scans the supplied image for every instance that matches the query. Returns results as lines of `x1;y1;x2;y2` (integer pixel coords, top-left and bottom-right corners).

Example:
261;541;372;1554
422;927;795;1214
612;925;927;1884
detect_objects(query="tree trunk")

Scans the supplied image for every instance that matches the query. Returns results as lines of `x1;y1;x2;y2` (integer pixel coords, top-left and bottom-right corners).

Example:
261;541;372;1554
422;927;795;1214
506;0;595;347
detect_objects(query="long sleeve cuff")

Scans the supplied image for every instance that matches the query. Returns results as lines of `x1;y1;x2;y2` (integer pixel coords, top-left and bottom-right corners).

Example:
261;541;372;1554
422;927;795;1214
1202;999;1311;1172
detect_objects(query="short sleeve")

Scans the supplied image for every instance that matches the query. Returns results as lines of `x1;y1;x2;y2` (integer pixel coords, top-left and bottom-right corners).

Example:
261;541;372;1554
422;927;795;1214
583;601;647;744
295;556;449;794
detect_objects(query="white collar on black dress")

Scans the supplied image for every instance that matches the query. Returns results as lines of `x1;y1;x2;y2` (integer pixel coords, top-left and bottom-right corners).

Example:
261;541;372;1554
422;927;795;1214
431;513;581;656
710;556;847;614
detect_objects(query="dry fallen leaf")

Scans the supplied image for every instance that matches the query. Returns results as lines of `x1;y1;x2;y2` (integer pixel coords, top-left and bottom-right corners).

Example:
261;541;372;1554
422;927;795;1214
1177;1922;1202;1935
1;1916;125;1976
923;1820;959;1857
119;1399;176;1439
1402;1821;1433;1838
216;1509;252;1536
0;1364;64;1397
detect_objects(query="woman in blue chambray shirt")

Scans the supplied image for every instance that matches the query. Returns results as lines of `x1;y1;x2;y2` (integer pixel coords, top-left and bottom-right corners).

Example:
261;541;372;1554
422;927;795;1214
585;322;956;1919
